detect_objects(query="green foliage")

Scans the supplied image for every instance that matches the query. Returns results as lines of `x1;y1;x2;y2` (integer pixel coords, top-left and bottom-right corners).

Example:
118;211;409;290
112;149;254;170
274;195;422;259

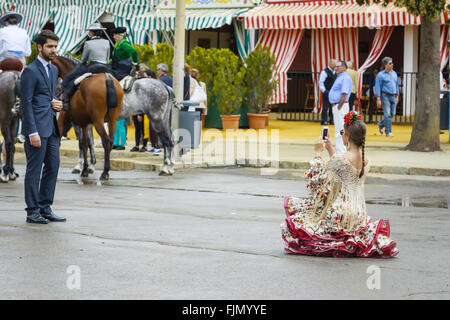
354;0;447;20
242;45;277;114
132;43;174;75
187;47;245;115
212;49;246;115
26;44;38;65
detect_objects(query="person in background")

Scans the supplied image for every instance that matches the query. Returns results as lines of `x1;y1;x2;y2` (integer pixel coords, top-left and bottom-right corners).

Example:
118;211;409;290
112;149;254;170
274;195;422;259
319;59;337;125
328;60;353;154
0;11;32;144
374;57;399;138
144;68;161;156
130;70;148;152
184;63;191;101
190;68;207;115
346;61;358;111
157;63;172;87
109;27;138;81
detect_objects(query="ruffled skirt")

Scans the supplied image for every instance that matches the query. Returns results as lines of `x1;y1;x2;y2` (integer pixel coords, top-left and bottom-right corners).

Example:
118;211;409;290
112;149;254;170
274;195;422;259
281;197;399;258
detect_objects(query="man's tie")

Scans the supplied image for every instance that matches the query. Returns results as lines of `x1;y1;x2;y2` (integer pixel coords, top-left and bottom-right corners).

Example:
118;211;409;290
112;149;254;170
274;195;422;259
47;64;53;92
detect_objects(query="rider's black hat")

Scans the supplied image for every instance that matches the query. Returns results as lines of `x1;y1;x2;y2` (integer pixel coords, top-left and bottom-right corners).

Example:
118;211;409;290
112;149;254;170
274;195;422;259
111;27;127;35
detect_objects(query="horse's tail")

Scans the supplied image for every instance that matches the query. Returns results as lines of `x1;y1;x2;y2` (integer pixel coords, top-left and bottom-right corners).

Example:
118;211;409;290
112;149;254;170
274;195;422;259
105;73;118;108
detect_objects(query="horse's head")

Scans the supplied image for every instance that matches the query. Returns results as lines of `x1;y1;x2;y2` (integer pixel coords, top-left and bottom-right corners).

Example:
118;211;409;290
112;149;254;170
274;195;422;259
53;55;80;79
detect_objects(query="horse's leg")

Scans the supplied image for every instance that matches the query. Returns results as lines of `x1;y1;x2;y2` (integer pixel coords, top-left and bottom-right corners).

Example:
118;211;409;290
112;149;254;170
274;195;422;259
99;120;116;181
0;123;11;182
148;111;174;176
70;124;83;174
80;126;90;177
87;124;96;174
92;119;111;181
7;118;17;181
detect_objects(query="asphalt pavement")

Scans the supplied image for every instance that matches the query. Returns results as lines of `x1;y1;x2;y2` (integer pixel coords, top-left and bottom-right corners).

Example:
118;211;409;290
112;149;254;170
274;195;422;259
0;163;449;299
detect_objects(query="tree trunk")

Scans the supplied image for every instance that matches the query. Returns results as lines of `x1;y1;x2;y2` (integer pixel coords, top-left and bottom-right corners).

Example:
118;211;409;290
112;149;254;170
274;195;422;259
405;16;441;152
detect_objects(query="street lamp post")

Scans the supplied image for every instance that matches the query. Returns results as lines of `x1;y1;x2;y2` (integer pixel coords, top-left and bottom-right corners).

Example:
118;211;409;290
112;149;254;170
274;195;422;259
172;0;186;136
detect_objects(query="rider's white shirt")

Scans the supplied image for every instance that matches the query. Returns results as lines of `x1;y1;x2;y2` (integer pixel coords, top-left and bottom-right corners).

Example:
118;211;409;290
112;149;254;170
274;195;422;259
0;25;31;56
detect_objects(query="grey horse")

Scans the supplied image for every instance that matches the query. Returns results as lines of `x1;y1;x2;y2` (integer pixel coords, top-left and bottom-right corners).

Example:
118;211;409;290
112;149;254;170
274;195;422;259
119;78;176;175
0;72;18;182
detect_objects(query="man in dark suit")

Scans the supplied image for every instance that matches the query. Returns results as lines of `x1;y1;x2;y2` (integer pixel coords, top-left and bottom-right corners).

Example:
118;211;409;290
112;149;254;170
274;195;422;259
20;30;66;224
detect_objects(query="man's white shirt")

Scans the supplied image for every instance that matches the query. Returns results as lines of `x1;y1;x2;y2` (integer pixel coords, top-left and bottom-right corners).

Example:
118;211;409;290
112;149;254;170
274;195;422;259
0;24;31;56
319;66;335;93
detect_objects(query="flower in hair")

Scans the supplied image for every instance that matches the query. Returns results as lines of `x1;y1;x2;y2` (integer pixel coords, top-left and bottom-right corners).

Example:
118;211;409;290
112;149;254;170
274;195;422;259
344;111;361;126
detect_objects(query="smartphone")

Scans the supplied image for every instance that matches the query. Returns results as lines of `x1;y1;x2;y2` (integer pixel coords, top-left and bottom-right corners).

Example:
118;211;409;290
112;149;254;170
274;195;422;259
322;126;329;141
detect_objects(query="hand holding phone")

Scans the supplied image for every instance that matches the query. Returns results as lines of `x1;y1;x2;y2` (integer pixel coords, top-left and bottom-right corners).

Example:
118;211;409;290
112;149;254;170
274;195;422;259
322;126;329;142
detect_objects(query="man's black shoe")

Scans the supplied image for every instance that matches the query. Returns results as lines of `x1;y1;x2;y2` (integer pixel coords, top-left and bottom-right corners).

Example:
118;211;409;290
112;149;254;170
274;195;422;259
130;146;139;152
26;213;49;224
113;145;125;150
40;210;66;222
139;147;147;152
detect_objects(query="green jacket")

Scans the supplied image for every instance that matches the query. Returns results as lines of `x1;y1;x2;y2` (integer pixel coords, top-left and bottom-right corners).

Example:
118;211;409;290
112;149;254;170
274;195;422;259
110;38;138;65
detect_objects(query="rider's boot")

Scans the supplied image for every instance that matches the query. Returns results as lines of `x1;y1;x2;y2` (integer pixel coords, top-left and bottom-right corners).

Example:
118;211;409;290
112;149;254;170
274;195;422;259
62;95;70;111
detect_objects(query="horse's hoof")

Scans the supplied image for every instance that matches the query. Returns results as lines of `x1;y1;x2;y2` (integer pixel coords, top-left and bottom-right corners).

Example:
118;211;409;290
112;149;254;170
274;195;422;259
100;173;109;181
81;171;89;178
88;167;95;174
158;170;171;176
72;169;81;174
8;173;16;181
168;168;175;175
0;174;9;183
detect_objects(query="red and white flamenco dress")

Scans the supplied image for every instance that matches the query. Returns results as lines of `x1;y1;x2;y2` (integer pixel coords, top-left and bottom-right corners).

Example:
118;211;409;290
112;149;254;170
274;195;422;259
281;154;399;258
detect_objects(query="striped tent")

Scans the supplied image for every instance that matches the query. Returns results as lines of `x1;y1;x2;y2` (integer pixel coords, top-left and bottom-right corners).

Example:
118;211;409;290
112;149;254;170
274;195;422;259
241;0;448;30
131;8;250;45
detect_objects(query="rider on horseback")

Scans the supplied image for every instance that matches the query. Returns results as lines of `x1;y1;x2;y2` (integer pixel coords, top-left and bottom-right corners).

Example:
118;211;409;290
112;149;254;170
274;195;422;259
62;23;110;111
110;27;138;81
0;11;31;143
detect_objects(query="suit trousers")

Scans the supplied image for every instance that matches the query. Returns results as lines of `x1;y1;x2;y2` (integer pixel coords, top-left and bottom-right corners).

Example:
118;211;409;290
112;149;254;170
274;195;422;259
321;92;334;124
332;102;349;154
24;123;60;215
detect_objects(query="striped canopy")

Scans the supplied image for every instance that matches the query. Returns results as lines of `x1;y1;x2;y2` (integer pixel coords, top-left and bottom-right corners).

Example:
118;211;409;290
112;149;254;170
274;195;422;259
241;0;449;30
0;0;156;53
131;8;250;44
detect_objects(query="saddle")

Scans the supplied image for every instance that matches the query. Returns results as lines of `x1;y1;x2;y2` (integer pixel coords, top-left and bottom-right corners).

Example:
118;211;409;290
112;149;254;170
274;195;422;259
119;75;136;92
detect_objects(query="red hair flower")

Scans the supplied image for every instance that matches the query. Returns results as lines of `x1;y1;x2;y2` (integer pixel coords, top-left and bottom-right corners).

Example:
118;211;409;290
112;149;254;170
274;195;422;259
344;111;361;126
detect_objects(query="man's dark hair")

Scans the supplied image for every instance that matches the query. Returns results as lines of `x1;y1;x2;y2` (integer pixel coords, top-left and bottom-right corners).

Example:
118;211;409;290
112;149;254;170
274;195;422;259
35;29;59;47
145;69;156;79
92;30;103;38
6;17;18;25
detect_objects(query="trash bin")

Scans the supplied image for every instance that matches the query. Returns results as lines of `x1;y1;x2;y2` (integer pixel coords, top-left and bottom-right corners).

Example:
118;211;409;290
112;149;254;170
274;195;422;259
178;101;202;152
440;90;449;130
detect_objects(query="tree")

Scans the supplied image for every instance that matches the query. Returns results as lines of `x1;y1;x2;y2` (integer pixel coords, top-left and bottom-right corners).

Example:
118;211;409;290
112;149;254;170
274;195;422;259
356;0;447;152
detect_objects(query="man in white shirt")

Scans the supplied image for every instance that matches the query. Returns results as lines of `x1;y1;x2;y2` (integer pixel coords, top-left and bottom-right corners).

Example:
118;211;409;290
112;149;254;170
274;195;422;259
0;11;31;68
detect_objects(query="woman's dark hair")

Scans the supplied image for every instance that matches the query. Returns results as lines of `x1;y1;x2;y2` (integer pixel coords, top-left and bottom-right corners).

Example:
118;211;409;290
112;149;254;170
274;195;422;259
35;29;59;46
145;69;156;79
344;120;367;178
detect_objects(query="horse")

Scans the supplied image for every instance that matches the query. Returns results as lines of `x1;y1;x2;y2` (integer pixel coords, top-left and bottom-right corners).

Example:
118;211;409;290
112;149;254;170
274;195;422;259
52;55;124;181
118;78;175;175
54;56;176;176
0;58;22;183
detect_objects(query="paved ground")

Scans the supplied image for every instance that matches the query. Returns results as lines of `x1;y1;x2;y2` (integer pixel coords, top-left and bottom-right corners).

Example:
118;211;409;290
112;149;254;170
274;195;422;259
0;163;449;300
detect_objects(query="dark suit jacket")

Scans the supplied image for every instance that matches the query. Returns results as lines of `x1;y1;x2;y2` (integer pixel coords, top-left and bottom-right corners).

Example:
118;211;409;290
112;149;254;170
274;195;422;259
20;58;59;138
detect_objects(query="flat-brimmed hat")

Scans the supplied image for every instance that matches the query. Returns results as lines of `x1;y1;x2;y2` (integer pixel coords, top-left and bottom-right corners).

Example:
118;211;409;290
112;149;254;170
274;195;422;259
86;23;106;31
0;11;23;27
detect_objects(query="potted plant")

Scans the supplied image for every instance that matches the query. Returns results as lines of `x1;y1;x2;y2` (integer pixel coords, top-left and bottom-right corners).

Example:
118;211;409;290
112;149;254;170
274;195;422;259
243;45;277;129
211;49;246;130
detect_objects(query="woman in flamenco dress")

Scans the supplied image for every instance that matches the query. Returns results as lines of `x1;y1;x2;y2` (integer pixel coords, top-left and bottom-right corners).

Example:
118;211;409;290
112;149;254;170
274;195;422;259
281;111;399;258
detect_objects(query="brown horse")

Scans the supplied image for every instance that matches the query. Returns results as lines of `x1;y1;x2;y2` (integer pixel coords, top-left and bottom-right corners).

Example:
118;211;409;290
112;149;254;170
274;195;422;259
52;55;124;180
